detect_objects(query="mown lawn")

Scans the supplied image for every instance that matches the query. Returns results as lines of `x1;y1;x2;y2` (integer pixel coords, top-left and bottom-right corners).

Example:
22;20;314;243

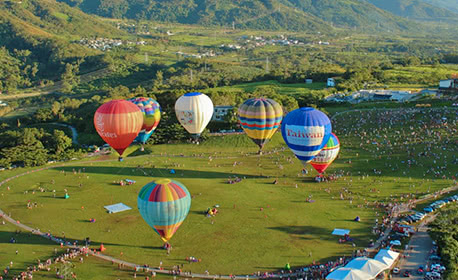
0;108;456;276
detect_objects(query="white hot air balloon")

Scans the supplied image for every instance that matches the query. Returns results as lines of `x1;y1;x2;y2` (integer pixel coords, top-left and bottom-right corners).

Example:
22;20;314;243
175;92;214;140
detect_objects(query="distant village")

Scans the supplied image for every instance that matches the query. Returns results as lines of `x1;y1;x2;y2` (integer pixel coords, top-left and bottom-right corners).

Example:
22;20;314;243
77;38;147;51
221;35;330;50
175;50;217;59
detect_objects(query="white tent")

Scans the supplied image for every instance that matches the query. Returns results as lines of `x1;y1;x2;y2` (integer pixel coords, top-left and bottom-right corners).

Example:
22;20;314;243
332;228;350;236
374;249;400;267
345;257;388;277
326;267;374;280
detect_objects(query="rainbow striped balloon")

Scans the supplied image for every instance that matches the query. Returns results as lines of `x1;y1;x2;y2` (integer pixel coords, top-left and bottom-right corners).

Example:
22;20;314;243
238;98;283;150
128;97;161;144
311;133;340;174
137;179;191;243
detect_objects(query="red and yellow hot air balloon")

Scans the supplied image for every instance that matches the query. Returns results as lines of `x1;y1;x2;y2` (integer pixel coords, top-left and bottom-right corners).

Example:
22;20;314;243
94;100;143;160
310;133;340;174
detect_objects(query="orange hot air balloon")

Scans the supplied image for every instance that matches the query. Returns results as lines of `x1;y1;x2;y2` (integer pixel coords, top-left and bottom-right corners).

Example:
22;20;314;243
94;100;143;159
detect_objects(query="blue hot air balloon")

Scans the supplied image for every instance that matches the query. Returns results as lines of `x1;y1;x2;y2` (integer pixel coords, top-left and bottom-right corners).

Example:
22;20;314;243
281;107;332;166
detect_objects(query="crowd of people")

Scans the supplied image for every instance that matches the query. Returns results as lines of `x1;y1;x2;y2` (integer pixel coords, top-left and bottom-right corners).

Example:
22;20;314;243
2;246;87;280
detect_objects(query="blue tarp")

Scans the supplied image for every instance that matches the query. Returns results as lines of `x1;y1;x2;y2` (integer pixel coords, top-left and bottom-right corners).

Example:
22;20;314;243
104;203;132;214
332;228;350;236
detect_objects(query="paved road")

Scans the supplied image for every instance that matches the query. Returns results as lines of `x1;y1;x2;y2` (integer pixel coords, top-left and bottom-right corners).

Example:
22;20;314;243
393;216;435;280
52;123;78;144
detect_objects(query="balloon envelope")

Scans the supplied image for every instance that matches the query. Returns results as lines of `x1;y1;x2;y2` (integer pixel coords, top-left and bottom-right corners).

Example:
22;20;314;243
175;92;214;137
238;98;283;150
311;133;340;174
128;97;161;144
94;100;143;156
137;179;191;243
281;107;332;166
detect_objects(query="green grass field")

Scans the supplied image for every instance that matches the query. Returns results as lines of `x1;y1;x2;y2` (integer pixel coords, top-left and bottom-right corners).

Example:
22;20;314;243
203;80;327;96
0;108;456;278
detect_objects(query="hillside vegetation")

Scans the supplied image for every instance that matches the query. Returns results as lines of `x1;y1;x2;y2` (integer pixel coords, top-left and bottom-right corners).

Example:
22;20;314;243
423;0;458;13
57;0;421;33
0;0;125;92
366;0;458;20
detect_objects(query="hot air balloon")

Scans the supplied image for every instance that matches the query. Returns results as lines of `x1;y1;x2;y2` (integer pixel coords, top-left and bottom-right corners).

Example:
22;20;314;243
137;179;191;244
175;92;213;141
310;133;340;174
94;100;143;161
238;98;283;153
281;107;332;167
128;97;161;150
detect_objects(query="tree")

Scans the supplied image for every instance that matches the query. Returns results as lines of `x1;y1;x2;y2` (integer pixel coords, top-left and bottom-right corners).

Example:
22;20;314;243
60;63;80;93
108;85;132;99
52;129;73;156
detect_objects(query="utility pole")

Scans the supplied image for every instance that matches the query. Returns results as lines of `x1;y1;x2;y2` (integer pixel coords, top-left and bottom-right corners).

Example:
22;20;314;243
190;69;193;83
265;57;269;72
144;52;148;63
232;21;235;30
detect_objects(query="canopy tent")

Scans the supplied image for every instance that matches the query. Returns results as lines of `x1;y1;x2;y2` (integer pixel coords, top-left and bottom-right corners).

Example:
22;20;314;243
104;203;132;214
332;229;350;236
390;240;401;246
326;267;374;280
345;257;388;277
374;249;400;267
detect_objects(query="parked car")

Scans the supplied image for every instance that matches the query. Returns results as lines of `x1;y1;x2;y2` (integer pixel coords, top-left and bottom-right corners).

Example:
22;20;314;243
403;270;411;277
393;267;400;274
429;255;441;261
424;207;433;213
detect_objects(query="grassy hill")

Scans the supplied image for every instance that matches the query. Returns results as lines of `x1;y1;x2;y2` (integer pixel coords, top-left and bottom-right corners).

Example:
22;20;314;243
57;0;422;33
366;0;458;20
0;0;126;92
0;0;123;40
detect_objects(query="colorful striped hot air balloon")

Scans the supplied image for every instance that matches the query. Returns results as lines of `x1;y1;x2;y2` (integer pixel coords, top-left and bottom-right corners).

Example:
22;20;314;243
137;179;191;243
128;97;161;144
281;107;332;167
238;98;283;152
94;100;143;160
175;92;214;140
310;133;340;174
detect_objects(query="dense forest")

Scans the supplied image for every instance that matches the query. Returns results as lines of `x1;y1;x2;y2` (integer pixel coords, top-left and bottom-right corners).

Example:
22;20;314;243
429;205;458;280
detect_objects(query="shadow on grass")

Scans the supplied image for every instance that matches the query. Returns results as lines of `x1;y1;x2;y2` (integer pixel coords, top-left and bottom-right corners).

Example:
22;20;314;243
0;230;56;246
267;225;336;241
54;166;264;180
0;230;166;253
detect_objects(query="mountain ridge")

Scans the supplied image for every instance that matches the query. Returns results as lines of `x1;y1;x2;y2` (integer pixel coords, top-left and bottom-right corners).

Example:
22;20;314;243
365;0;458;20
56;0;423;33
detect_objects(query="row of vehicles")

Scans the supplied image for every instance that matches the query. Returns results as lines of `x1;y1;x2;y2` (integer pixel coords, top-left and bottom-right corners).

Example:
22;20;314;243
399;194;458;225
423;194;458;213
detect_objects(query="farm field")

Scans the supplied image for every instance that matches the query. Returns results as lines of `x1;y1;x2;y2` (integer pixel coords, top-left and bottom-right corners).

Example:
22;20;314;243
203;80;327;96
1;108;456;277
